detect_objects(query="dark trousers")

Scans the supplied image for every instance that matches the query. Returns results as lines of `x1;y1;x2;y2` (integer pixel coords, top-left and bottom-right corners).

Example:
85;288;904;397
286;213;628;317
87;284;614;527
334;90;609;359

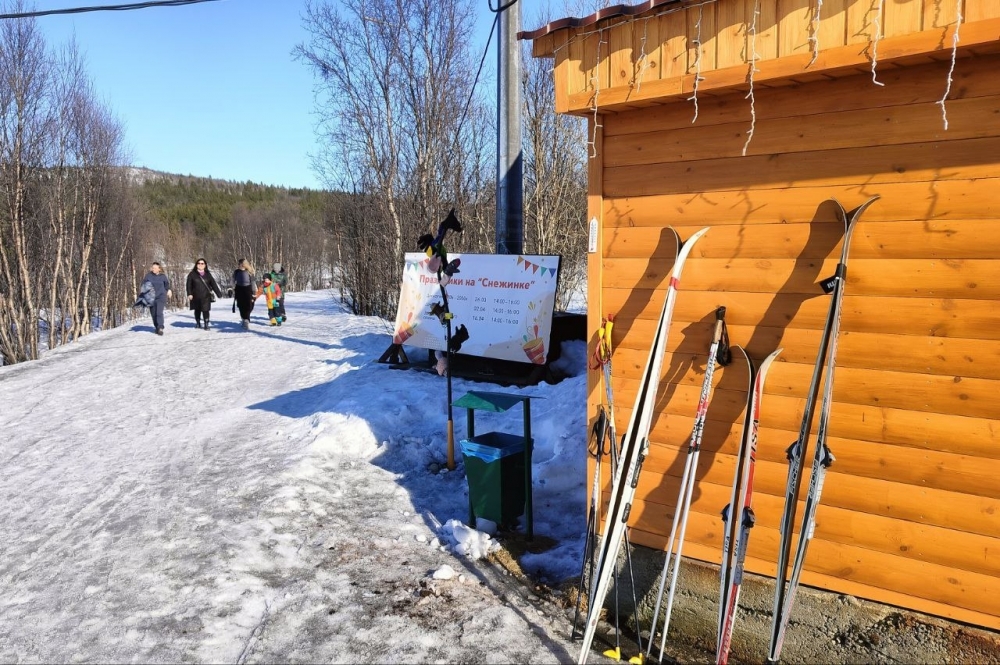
277;296;286;318
235;285;255;320
151;298;166;331
194;310;210;325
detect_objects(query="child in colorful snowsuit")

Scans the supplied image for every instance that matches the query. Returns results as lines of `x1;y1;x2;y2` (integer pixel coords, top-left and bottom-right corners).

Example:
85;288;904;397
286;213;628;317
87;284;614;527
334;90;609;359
271;262;287;323
255;273;283;326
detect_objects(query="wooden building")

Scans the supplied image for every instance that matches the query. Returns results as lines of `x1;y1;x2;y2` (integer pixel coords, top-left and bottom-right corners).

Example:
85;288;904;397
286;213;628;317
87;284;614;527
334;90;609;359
521;0;1000;631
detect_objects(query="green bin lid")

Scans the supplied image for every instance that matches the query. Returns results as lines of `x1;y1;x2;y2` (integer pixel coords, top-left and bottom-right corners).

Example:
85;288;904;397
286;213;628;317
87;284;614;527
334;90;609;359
452;391;530;413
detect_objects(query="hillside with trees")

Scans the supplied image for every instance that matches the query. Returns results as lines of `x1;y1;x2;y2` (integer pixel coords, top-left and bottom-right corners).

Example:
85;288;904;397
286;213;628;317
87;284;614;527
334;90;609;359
134;175;333;305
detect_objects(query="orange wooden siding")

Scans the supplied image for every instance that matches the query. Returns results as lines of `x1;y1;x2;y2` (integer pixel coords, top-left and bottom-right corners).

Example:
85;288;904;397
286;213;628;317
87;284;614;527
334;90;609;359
584;50;1000;630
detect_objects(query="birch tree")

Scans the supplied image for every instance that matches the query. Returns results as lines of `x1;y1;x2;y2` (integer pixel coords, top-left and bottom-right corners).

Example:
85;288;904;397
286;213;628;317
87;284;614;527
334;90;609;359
298;0;488;317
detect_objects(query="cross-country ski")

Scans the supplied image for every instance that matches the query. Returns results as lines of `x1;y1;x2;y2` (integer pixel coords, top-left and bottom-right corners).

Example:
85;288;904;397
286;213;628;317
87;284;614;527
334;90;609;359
768;196;880;662
717;347;783;665
577;227;709;665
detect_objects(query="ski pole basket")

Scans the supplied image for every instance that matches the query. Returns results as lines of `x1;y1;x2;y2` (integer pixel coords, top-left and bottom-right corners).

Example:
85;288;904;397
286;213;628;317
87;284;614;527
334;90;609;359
453;391;534;540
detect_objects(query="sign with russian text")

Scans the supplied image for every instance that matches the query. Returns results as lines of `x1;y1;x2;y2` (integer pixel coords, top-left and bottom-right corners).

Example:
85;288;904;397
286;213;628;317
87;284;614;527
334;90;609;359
392;252;561;364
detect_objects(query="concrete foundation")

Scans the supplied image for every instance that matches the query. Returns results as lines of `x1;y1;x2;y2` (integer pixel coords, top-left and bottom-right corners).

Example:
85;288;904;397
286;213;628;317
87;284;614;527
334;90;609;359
586;541;1000;664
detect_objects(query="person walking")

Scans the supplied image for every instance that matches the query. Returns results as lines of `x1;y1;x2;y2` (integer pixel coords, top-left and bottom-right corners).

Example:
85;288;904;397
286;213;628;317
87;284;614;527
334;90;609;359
142;262;172;335
232;259;256;330
270;262;288;323
254;272;283;326
185;258;224;330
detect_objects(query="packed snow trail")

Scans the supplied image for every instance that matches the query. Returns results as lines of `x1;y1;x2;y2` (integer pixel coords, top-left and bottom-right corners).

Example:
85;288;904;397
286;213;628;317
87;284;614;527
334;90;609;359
0;291;590;663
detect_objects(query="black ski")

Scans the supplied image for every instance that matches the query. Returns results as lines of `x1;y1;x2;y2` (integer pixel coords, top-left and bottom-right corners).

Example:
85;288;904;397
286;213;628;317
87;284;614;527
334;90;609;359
767;195;879;662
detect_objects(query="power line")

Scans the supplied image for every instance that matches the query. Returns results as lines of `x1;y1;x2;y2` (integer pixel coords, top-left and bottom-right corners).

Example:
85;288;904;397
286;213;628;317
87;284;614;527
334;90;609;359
488;0;518;13
0;0;223;20
454;11;498;145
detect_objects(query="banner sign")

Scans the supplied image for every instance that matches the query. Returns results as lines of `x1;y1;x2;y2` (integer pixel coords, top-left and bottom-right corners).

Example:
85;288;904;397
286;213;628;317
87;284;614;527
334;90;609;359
392;252;561;365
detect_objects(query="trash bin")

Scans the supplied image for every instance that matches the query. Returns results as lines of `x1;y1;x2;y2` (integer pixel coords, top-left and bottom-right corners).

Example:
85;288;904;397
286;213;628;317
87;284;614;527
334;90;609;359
460;432;528;526
453;390;535;539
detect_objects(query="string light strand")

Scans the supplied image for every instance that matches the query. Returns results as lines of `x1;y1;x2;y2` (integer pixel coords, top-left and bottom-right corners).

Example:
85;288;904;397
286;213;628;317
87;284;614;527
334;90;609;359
871;0;886;86
807;0;824;67
743;0;761;155
689;6;706;123
588;28;607;159
633;16;651;92
938;0;962;130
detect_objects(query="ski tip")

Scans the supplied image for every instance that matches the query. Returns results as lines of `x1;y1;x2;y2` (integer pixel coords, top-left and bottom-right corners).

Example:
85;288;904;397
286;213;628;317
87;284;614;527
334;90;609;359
603;647;623;661
847;194;881;222
758;347;783;372
684;227;710;248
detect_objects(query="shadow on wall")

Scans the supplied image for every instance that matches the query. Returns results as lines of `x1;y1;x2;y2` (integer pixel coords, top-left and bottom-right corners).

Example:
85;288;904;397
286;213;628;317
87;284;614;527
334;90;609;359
608;198;849;639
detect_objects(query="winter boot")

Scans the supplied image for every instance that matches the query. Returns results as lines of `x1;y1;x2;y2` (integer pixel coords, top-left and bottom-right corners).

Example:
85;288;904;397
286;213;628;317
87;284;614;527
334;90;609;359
269;318;278;326
241;319;249;330
203;315;211;331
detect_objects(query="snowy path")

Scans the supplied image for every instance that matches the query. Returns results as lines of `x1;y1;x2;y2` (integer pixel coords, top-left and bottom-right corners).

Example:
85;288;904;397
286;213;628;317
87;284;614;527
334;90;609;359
0;292;588;664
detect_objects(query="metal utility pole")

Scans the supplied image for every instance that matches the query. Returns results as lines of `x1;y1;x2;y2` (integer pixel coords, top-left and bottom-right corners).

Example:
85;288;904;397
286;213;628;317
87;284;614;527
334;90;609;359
496;0;523;255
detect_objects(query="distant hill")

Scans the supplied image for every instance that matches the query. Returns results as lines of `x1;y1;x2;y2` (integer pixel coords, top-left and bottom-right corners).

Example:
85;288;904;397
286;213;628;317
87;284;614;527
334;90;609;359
131;169;326;236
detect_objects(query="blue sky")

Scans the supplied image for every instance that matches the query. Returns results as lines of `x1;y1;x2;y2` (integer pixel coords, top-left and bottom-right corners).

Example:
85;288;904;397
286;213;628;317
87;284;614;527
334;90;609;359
30;0;520;191
34;0;325;189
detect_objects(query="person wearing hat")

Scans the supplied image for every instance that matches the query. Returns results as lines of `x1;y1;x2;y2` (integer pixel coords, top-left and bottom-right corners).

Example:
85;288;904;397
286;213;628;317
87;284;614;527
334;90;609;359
254;271;283;326
270;262;287;323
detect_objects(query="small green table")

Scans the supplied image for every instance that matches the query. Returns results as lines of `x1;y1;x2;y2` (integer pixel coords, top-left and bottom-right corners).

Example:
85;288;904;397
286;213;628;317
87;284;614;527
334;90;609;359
453;390;534;541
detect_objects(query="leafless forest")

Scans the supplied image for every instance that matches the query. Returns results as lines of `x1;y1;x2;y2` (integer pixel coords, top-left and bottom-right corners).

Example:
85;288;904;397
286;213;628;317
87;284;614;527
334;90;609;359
0;0;589;365
298;0;589;318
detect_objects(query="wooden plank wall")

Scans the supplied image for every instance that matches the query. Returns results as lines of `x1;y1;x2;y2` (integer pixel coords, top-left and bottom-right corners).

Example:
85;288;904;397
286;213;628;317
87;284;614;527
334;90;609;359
546;0;1000;113
594;53;1000;629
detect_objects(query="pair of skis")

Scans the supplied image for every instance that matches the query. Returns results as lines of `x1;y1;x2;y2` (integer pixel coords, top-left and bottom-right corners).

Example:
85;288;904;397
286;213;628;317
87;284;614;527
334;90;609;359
577;227;709;665
716;346;782;664
645;306;732;663
767;196;880;663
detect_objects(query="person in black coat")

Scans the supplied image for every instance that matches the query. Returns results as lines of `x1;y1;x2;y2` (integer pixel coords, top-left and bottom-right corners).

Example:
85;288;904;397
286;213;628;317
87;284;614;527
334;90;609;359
185;258;224;330
232;258;256;330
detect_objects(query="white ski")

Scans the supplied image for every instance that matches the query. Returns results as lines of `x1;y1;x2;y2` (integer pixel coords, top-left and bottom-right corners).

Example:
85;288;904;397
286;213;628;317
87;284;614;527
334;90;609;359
578;227;709;665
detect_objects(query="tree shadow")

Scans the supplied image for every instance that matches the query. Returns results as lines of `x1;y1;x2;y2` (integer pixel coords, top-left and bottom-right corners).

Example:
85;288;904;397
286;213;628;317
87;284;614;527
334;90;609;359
608;226;680;345
631;198;847;643
665;198;845;510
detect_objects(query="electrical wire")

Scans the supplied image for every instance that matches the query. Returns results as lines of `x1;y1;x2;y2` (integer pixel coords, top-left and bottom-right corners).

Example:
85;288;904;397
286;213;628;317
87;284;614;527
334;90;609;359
0;0;223;20
488;0;518;13
452;9;498;149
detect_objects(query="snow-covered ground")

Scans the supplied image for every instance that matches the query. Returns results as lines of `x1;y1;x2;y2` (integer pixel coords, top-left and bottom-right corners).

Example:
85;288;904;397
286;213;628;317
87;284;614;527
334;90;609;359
0;290;591;663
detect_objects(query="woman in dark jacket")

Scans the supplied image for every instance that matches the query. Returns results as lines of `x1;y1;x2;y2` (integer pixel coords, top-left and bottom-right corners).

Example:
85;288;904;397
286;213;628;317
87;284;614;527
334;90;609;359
232;258;256;330
185;258;224;330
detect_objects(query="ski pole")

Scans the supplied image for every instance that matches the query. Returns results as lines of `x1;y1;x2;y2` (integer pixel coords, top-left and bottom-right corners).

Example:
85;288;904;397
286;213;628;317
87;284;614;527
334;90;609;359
573;407;608;639
648;306;729;662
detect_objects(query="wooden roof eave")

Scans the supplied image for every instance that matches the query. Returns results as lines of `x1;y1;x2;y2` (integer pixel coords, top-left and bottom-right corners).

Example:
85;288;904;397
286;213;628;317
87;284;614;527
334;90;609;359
536;16;1000;117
